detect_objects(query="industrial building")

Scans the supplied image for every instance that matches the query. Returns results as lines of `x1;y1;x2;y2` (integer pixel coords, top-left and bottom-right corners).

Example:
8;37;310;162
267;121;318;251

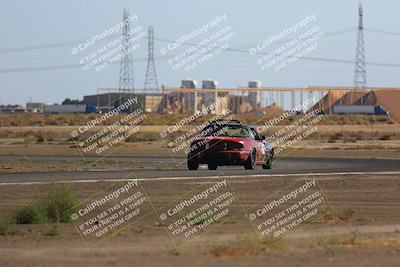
0;105;25;114
162;85;400;116
43;104;87;114
15;85;398;116
247;80;262;109
83;90;146;113
26;102;45;113
81;81;230;115
311;88;400;115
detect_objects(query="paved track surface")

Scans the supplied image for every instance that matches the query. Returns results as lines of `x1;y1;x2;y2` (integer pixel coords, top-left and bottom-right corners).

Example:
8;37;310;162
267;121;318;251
0;157;399;184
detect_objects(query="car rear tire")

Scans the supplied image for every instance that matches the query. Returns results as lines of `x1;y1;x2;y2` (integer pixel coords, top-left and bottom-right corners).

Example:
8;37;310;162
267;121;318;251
208;162;218;170
187;159;199;170
262;157;272;169
244;150;256;170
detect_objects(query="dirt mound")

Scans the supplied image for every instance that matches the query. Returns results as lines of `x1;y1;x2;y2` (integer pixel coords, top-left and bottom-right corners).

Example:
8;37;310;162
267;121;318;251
359;90;400;116
311;89;400;115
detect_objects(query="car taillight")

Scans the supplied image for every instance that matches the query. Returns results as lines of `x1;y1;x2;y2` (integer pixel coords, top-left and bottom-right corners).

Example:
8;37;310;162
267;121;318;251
231;142;244;151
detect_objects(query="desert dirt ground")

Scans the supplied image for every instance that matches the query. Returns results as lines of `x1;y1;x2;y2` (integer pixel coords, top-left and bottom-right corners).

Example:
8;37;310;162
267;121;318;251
0;173;399;267
1;122;400;174
1;139;400;174
0;120;399;266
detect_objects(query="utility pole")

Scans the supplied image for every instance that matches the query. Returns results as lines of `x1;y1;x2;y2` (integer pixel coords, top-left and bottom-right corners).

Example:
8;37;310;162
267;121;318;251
144;25;159;112
119;8;135;95
144;25;159;92
353;3;367;104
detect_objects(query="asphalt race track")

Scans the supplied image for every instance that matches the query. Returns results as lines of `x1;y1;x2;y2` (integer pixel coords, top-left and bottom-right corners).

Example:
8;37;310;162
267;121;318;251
0;157;400;184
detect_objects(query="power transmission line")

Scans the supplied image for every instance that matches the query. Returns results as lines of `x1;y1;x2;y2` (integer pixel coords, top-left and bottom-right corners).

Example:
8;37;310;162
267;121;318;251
365;28;400;36
155;36;400;68
0;55;156;74
0;28;357;55
0;64;81;73
0;40;86;54
2;26;400;74
2;52;400;74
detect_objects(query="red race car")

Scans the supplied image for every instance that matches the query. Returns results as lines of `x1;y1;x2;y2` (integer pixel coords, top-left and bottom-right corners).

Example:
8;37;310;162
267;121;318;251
187;120;274;170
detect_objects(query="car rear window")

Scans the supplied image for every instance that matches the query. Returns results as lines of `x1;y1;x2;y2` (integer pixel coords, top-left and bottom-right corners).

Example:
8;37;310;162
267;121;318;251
200;124;251;138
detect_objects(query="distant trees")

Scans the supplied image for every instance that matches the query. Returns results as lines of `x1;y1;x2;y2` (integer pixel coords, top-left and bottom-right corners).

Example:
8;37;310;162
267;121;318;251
61;98;84;105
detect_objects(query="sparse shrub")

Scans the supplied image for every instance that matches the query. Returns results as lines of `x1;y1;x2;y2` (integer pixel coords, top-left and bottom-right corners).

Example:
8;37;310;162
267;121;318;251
14;185;81;224
0;213;9;235
209;234;284;257
168;246;181;256
23;134;36;144
377;117;388;122
8;226;22;235
319;207;357;223
350;132;364;141
46;224;62;236
44;185;81;223
328;132;342;142
339;209;355;221
379;134;392;140
14;203;48;224
36;133;45;143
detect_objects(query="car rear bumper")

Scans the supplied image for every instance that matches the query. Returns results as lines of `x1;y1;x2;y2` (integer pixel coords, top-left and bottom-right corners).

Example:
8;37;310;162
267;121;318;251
189;150;250;165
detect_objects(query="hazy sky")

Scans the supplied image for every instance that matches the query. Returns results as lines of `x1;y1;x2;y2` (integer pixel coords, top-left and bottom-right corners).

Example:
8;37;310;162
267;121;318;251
0;0;399;105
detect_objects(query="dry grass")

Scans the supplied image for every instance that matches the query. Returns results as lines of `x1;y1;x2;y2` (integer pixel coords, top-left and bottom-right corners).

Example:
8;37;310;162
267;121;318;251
0;158;181;173
0;113;399;145
208;235;285;257
1;125;400;143
316;207;369;224
0;113;399;127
